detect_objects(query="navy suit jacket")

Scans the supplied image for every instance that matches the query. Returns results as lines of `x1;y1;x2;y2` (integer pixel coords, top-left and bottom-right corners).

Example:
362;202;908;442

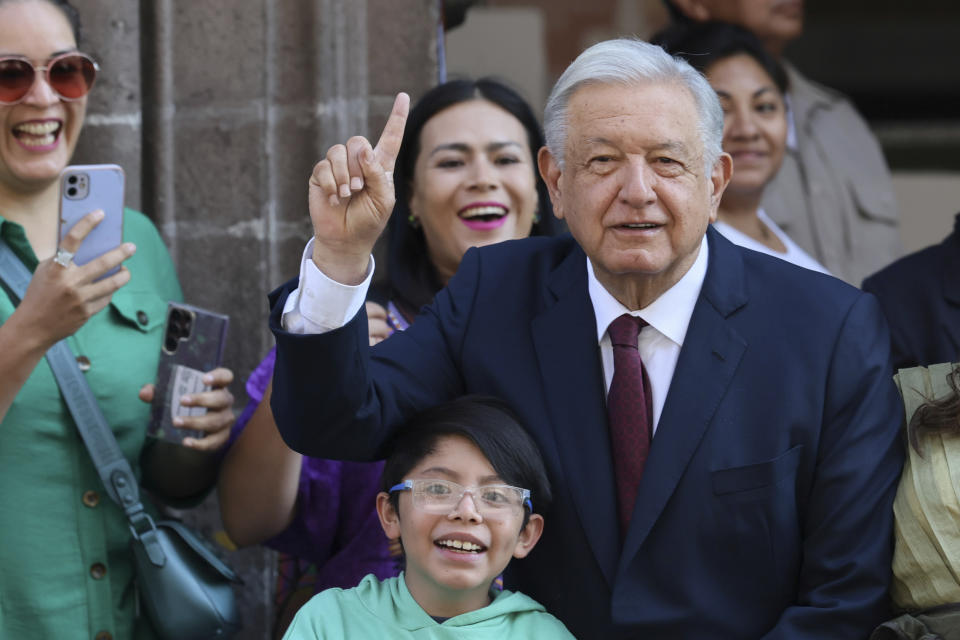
270;228;903;639
863;212;960;371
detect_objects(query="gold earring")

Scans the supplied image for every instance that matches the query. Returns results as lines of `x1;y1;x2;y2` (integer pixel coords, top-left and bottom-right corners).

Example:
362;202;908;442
407;214;420;229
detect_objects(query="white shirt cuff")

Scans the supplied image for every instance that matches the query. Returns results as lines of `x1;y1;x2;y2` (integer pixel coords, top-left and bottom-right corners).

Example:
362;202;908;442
280;237;375;334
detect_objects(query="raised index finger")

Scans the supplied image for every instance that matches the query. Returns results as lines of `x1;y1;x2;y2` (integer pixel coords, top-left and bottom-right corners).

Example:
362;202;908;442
373;92;410;173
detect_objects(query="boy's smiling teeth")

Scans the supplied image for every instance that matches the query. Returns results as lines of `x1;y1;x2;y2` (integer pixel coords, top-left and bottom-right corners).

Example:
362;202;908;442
436;539;485;552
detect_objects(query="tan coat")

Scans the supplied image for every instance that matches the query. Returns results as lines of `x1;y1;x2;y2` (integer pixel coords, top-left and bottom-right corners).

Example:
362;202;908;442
762;65;902;285
891;363;960;612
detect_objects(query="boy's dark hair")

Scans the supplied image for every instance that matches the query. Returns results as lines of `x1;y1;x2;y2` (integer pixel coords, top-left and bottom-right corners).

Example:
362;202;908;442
652;21;789;95
375;77;556;320
380;395;552;529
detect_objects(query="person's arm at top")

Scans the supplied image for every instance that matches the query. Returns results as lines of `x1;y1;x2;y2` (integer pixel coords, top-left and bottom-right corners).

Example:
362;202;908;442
268;90;490;460
761;292;903;639
277;93;410;338
269;93;419;458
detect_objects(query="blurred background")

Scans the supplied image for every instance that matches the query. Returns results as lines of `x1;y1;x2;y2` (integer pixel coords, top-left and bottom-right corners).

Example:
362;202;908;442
68;1;960;637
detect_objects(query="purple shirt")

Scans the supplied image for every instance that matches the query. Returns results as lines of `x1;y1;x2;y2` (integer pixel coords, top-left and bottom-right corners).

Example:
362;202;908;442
229;347;399;592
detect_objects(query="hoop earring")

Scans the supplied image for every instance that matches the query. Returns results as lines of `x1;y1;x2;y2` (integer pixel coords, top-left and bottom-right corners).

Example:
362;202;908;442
407;214;420;229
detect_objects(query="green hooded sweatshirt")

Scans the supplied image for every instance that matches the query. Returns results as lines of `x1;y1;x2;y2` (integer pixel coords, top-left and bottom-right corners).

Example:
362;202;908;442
283;573;576;639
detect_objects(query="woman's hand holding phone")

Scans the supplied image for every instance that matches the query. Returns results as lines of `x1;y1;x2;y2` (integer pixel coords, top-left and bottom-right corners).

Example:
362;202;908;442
138;367;235;451
14;210;135;350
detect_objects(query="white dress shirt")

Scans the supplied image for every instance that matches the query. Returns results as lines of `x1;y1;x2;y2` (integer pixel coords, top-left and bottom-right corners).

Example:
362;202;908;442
588;237;708;434
283;236;710;435
281;238;374;334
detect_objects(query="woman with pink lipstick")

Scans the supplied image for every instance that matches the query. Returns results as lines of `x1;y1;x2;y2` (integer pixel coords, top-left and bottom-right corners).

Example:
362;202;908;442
0;2;236;638
219;78;554;634
380;77;556;325
656;21;828;274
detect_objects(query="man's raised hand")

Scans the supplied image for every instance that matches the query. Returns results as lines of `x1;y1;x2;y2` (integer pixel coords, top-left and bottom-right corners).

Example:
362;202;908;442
308;92;410;284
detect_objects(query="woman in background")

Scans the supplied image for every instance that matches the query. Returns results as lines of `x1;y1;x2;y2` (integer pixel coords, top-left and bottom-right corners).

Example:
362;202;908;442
218;77;554;637
656;21;828;274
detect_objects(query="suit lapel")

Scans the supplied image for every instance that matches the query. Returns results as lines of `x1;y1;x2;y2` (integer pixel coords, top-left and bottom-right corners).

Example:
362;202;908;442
619;229;748;567
532;244;621;586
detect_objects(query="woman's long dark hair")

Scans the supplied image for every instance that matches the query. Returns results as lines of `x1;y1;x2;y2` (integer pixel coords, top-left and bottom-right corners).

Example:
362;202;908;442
908;365;960;454
380;78;556;320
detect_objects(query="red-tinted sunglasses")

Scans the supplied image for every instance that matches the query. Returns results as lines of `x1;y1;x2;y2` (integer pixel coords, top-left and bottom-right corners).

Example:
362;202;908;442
0;52;98;105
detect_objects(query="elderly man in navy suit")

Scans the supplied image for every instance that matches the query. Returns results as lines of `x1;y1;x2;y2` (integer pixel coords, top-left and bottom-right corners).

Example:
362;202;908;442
268;39;903;639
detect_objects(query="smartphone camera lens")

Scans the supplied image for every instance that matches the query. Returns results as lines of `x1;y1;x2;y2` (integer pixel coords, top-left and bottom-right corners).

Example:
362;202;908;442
165;309;193;353
67;187;77;197
67;175;78;185
170;310;189;334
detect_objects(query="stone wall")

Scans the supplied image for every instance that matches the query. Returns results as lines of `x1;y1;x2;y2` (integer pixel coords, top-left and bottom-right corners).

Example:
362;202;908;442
70;1;438;637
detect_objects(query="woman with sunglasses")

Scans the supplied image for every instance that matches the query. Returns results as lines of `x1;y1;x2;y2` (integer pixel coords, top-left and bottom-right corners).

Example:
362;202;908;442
0;2;235;638
218;77;554;636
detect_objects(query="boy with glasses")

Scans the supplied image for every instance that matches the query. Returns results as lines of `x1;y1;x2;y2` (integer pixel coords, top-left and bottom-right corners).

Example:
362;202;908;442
282;396;574;639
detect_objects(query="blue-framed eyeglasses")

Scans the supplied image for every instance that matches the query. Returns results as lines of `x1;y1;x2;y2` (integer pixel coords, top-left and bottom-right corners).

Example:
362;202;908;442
389;478;533;516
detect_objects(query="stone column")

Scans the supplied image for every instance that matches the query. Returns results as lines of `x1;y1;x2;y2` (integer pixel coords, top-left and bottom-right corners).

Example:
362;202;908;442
71;1;438;637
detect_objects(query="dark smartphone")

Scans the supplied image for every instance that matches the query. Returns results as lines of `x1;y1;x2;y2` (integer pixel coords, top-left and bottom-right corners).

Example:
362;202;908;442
58;164;124;277
148;302;230;444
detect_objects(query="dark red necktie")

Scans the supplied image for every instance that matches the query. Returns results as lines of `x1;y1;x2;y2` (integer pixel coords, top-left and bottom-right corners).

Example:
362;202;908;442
607;313;653;538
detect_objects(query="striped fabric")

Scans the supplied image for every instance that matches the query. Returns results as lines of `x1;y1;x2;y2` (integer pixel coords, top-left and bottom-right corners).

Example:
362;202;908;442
891;363;960;611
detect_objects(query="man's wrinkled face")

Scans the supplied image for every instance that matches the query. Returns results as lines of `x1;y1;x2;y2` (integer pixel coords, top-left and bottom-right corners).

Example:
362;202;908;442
539;81;729;305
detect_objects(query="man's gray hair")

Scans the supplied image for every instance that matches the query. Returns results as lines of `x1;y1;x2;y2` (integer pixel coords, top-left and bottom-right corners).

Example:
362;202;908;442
543;38;723;173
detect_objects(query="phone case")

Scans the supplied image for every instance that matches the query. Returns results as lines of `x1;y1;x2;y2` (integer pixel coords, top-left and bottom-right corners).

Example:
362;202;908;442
148;302;230;444
58;164;125;277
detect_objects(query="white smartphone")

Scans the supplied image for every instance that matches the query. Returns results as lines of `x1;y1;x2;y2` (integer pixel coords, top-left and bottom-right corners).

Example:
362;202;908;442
58;164;125;276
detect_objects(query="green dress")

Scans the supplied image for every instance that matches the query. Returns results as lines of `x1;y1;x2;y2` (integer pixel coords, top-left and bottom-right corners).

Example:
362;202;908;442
283;573;577;639
0;209;181;640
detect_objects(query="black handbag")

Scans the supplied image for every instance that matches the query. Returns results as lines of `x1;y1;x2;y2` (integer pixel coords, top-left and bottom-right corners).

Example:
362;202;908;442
0;240;242;639
130;519;242;639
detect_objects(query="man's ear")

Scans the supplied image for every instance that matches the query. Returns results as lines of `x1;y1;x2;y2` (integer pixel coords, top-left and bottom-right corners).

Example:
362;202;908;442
670;0;711;21
537;146;565;221
512;513;544;559
708;152;733;223
376;492;401;540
